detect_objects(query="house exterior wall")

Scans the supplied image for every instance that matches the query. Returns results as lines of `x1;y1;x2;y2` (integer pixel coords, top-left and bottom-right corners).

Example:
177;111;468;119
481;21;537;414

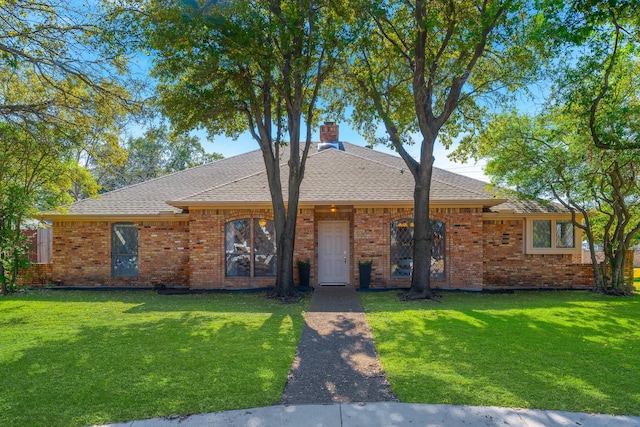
39;207;631;291
294;208;316;285
482;219;594;288
50;220;189;287
189;208;277;289
350;207;484;290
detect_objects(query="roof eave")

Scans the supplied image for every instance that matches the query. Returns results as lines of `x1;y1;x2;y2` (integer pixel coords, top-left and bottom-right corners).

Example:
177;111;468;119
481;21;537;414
483;211;584;219
168;198;506;209
38;212;190;222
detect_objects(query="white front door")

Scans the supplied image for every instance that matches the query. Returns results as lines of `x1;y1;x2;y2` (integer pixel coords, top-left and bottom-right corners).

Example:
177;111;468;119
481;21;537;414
318;221;349;284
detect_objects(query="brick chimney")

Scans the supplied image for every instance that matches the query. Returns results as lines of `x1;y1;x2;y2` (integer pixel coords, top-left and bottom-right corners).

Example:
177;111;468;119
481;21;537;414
320;121;339;142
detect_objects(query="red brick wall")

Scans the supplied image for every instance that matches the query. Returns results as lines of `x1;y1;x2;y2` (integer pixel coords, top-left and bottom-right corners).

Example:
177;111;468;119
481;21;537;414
51;220;189;287
351;207;484;290
354;209;389;287
22;230;38;262
17;263;52;286
443;208;484;289
295;208;316;285
47;208;620;291
482;219;594;288
189;209;277;289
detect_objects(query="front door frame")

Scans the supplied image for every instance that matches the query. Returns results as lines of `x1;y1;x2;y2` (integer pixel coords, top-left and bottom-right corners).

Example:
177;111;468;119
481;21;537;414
317;220;350;285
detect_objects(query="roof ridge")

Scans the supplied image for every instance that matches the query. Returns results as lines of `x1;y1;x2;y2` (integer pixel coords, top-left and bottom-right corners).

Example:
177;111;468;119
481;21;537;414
430;174;489;197
175;165;269;202
340;142;489;196
90;147;265;198
175;142;319;201
341;141;456;174
315;144;410;172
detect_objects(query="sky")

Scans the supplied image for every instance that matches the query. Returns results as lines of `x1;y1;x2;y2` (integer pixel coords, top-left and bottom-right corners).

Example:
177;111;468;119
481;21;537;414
200;124;489;183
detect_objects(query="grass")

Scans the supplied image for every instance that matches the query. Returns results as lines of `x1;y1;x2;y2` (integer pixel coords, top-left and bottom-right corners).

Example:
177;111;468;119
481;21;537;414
0;290;308;427
360;291;640;416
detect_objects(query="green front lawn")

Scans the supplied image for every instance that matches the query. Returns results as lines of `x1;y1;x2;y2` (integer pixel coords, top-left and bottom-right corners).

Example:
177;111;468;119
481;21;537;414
360;291;640;416
0;291;308;427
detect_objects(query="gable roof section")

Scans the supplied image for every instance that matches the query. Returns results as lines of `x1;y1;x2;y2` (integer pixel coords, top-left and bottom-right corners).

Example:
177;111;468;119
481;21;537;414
171;146;496;207
55;149;267;216
46;141;502;218
489;199;570;214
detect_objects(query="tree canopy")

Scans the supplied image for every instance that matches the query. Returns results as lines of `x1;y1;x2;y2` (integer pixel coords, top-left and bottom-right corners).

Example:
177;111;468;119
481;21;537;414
460;1;640;294
95;126;223;193
340;0;544;299
126;0;348;297
0;0;135;128
0;0;138;293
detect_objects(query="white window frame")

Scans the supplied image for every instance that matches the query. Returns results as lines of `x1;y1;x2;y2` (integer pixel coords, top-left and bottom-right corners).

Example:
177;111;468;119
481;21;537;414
525;217;581;255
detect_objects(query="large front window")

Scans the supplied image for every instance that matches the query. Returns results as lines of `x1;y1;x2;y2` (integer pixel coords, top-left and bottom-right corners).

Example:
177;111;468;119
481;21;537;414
225;218;276;277
390;218;445;278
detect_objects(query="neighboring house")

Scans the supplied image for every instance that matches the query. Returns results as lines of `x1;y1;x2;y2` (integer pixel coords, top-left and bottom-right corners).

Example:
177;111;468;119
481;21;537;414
39;123;600;290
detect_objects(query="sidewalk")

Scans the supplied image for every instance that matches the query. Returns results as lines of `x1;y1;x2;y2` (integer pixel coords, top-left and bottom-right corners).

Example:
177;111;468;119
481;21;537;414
100;402;640;426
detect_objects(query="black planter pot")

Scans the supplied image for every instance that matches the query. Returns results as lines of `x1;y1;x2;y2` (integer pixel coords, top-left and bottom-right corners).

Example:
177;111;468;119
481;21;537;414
358;265;372;289
298;265;310;287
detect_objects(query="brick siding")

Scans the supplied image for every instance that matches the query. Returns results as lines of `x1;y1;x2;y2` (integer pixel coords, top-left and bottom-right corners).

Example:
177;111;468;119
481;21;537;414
38;207;629;290
482;219;594;288
50;220;189;287
189;209;276;289
350;207;484;290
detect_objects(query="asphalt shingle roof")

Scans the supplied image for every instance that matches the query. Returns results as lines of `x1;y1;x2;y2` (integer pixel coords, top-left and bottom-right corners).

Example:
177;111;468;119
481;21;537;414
489;199;570;214
175;147;494;205
52;141;506;217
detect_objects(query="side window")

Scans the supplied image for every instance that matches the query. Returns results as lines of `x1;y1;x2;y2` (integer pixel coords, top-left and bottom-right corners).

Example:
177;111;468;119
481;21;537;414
390;218;446;279
526;218;580;254
112;223;138;277
225;218;277;277
532;220;552;248
390;219;413;278
556;220;575;248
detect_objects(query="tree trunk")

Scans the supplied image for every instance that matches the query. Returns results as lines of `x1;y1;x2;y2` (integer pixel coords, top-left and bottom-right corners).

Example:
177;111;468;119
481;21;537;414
271;193;300;299
0;255;7;295
609;248;628;294
265;119;307;300
402;139;436;300
273;221;297;297
0;215;6;294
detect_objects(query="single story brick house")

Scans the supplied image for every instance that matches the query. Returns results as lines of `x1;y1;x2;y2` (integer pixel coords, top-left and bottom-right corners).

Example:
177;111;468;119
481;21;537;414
40;123;599;290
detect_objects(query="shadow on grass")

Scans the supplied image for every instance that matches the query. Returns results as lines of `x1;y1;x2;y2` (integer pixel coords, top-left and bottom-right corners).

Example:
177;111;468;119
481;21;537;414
0;291;307;427
361;291;640;416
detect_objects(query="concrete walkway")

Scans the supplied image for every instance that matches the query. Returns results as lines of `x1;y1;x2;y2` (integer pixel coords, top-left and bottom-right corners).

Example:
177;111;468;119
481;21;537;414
97;287;640;427
280;285;396;403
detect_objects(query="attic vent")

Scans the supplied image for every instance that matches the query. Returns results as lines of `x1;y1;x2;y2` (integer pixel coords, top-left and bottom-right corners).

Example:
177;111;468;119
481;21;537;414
318;141;345;151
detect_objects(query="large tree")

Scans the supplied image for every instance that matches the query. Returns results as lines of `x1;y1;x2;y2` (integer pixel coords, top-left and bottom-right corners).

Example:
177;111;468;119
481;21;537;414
0;1;138;292
127;0;346;297
469;108;640;294
343;0;542;299
0;0;135;128
95;125;223;193
0;123;75;294
460;2;640;294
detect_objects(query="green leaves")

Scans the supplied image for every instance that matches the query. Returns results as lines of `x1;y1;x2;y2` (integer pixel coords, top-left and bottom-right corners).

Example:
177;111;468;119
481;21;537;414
0;122;76;293
95;125;222;192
